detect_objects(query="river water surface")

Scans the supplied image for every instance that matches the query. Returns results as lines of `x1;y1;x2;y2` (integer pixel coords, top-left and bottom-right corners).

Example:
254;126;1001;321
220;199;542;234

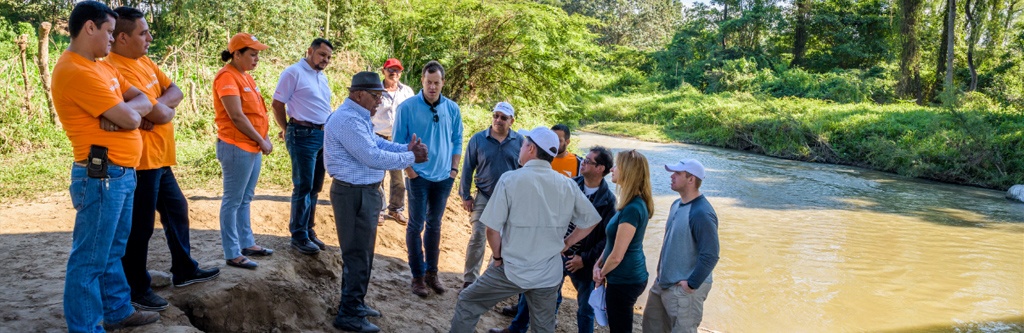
574;132;1024;332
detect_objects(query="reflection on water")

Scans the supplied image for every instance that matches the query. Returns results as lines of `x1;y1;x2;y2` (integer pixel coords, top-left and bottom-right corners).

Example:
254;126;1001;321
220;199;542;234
576;132;1024;332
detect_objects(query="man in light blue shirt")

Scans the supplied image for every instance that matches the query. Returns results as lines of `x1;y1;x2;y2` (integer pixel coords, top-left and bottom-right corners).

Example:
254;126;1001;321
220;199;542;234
393;60;464;297
324;71;427;333
271;38;334;255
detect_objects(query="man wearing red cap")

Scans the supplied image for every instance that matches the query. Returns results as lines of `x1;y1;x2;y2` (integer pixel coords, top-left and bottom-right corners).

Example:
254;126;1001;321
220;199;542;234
371;58;415;225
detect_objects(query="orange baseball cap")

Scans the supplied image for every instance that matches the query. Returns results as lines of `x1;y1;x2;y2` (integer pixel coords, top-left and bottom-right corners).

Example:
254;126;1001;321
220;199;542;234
228;33;269;53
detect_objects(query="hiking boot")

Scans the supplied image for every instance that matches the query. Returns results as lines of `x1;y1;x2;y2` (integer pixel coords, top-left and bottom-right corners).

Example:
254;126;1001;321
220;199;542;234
309;236;326;251
173;267;221;287
388;210;407;225
411;277;429;297
131;290;168;311
425;271;446;295
291;240;321;255
104;310;159;330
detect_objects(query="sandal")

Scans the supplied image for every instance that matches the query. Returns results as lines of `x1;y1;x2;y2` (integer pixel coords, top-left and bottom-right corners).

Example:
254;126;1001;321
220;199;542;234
241;246;274;256
226;256;258;269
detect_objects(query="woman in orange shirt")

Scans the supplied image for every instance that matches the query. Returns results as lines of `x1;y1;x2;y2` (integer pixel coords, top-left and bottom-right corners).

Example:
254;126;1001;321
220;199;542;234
213;33;273;269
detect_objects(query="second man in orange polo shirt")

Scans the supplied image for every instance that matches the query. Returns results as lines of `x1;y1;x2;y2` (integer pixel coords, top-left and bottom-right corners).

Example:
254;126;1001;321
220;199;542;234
106;6;221;312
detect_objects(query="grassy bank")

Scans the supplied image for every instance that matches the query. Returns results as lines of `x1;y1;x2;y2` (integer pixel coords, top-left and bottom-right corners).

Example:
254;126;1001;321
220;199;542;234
572;87;1024;190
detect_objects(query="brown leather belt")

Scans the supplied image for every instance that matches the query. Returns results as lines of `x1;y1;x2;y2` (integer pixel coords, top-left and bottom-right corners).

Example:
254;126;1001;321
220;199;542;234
289;118;324;130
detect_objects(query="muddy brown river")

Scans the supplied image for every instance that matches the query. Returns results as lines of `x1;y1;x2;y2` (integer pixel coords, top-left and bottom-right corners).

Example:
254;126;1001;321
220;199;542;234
575;132;1024;332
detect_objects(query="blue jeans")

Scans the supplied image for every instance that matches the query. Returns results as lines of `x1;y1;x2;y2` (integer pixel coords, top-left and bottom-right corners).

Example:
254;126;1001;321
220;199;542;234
216;140;262;259
64;164;137;333
122;167;199;298
285;125;325;242
405;176;454;277
570;276;596;333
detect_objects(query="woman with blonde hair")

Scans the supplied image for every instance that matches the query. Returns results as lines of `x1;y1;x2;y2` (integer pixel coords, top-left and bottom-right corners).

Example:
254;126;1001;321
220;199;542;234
593;149;654;332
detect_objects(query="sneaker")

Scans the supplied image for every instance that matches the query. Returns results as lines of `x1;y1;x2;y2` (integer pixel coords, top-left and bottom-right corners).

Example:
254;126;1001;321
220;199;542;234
333;316;380;333
356;304;381;318
291;240;321;255
309;236;326;251
388;210;408;225
103;310;159;330
131;290;168;312
499;305;517;317
173;267;221;287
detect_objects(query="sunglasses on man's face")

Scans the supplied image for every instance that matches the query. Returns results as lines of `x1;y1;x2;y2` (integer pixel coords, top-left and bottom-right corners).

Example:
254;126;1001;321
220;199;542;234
492;113;510;121
582;158;597;165
385;68;403;74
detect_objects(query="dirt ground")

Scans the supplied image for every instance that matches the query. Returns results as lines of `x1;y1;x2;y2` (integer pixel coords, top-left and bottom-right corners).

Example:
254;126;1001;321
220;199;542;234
0;186;641;332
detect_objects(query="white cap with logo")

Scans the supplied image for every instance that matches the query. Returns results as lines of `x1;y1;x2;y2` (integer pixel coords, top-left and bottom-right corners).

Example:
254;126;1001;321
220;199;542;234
665;159;706;180
493;102;514;117
517;126;559;156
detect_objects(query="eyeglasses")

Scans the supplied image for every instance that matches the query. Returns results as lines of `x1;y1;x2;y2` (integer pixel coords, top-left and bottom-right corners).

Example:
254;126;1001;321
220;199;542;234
385;68;403;74
430;105;439;122
366;91;383;100
582;158;597;165
492;113;510;121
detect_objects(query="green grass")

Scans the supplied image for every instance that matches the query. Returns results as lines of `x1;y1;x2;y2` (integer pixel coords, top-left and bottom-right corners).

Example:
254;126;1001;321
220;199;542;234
574;88;1024;190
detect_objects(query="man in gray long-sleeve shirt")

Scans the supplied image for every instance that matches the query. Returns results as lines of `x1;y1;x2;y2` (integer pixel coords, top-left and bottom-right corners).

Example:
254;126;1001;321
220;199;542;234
459;102;522;288
643;159;720;333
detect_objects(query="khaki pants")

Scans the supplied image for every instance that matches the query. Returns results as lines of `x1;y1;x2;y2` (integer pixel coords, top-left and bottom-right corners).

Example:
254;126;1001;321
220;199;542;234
450;265;559;333
462;193;489;284
642;282;712;333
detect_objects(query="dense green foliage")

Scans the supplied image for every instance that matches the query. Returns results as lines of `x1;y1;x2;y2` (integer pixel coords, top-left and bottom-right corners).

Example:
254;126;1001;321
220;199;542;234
0;0;1021;199
577;88;1024;188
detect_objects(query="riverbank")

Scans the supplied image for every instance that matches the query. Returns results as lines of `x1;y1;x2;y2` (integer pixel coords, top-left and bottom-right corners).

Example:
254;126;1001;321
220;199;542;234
0;188;646;332
568;88;1024;190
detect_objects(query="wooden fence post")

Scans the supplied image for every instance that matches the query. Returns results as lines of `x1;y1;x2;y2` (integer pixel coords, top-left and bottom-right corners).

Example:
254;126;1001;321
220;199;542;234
36;22;57;126
17;34;32;114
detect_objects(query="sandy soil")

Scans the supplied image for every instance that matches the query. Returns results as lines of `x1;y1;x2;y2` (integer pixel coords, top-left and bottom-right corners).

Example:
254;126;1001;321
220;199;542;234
0;185;640;332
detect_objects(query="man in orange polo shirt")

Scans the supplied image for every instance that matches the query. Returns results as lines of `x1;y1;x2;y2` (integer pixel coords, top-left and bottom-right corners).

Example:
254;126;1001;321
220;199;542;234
52;1;159;331
550;124;582;178
106;6;220;312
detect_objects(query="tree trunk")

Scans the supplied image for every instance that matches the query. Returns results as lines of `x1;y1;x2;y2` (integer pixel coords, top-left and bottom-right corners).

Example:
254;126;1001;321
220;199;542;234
964;0;985;91
791;0;811;67
36;22;57;126
944;0;956;97
17;34;32;113
896;0;923;102
930;0;951;102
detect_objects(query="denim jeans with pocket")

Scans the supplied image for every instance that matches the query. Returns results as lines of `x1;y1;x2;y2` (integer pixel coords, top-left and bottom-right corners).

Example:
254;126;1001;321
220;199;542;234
405;176;454;277
216;140;262;259
64;163;137;333
285;124;325;243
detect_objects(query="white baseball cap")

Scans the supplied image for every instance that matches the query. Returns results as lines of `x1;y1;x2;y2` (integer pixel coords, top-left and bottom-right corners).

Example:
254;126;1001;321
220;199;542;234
517;126;559;156
493;102;514;117
665;159;706;180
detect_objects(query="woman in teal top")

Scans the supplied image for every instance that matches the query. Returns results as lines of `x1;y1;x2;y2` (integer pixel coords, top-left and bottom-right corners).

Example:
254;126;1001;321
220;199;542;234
593;150;654;333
